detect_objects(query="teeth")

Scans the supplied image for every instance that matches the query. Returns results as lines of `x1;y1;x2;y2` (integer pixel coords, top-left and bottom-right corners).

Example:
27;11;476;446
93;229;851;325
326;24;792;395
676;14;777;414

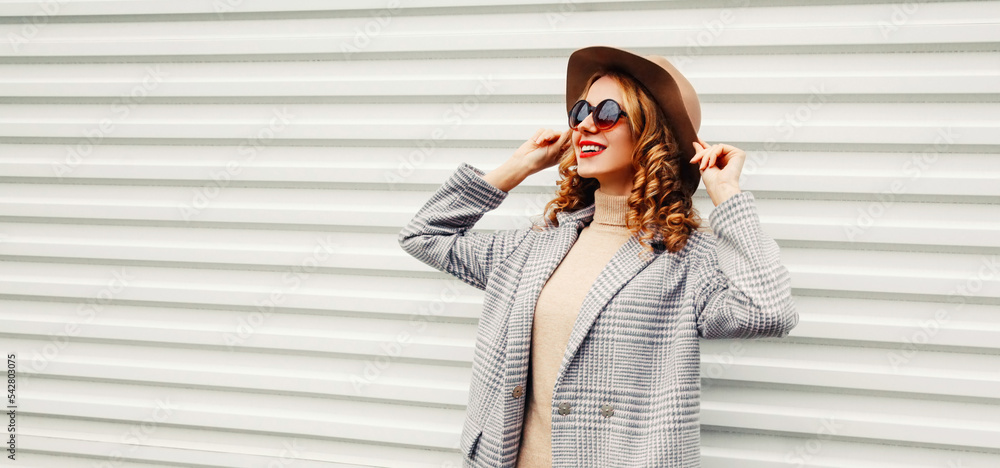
582;144;605;153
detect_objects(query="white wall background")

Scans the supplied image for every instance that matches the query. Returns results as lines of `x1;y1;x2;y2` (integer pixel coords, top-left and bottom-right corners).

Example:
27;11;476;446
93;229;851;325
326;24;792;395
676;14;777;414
1;1;999;467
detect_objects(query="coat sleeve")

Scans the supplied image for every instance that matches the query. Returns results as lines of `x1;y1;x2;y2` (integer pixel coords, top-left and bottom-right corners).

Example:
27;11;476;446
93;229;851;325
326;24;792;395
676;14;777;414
692;191;799;339
398;162;532;291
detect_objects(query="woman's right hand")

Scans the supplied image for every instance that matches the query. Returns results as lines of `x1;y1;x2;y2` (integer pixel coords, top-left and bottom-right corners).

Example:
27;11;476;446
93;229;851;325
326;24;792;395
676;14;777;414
511;128;573;176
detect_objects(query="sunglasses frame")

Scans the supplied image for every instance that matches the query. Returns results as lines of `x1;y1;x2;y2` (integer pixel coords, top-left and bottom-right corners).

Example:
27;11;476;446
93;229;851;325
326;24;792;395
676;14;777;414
568;98;629;131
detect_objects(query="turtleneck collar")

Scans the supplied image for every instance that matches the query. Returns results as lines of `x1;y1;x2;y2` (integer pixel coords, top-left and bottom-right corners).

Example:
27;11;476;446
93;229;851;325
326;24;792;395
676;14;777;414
591;187;629;229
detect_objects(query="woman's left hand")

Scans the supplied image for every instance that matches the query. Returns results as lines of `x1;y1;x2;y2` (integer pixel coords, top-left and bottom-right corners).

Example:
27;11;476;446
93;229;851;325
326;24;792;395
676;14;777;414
691;140;744;207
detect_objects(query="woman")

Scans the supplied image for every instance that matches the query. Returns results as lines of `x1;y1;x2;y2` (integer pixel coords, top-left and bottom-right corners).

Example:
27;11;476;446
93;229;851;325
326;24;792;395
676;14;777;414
398;46;798;468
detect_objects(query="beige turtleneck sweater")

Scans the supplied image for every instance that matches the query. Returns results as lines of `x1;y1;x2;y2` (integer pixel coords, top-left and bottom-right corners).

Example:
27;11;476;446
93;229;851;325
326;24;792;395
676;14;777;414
515;187;634;468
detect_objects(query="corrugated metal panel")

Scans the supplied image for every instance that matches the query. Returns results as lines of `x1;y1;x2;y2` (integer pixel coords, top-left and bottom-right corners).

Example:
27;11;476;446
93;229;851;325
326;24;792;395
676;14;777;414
0;1;997;466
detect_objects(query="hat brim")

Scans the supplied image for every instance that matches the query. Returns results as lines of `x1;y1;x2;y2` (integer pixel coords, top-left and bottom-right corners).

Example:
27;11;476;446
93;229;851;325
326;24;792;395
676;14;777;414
567;46;701;197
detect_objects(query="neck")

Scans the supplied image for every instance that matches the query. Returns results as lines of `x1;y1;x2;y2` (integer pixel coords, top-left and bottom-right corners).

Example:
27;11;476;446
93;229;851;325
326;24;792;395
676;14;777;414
592;187;629;228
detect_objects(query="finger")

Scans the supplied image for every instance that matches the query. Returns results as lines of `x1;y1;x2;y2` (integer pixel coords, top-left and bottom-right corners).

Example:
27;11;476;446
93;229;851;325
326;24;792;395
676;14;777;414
704;145;723;170
718;144;746;162
711;145;725;169
690;142;704;162
532;128;547;143
555;128;573;149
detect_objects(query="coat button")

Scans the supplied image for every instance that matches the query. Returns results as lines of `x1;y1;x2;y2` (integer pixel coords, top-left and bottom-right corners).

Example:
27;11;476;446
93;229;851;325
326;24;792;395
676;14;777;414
558;402;571;415
512;385;523;398
601;404;614;418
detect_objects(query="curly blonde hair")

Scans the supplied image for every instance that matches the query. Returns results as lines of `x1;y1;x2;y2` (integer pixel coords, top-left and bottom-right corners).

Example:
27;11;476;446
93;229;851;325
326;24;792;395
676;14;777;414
530;69;704;256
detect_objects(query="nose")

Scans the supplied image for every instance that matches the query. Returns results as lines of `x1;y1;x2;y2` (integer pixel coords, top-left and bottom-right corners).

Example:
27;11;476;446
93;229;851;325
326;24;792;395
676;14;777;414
576;111;599;135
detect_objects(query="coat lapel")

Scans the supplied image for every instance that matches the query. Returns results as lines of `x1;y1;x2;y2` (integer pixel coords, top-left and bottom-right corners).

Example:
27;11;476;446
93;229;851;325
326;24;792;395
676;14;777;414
504;202;665;399
504;208;588;391
554;233;659;389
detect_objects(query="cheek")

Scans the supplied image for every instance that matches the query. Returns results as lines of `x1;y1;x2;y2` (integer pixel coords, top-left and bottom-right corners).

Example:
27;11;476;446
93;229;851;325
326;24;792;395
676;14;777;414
611;135;633;158
608;126;629;145
612;148;632;164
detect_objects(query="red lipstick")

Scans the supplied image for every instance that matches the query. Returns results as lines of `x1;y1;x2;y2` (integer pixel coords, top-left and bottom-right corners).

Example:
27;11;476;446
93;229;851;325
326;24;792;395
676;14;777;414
579;140;607;158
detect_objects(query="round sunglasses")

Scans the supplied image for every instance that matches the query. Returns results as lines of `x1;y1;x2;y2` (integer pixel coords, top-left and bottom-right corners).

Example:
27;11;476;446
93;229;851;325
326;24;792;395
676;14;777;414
568;98;628;131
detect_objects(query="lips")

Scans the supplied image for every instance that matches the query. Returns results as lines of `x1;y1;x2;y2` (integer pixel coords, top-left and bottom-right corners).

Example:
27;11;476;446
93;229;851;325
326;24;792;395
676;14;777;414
579;140;607;158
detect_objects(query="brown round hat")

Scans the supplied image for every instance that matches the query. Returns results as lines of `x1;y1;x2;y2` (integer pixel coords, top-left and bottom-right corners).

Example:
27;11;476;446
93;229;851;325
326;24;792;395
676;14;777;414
566;46;702;197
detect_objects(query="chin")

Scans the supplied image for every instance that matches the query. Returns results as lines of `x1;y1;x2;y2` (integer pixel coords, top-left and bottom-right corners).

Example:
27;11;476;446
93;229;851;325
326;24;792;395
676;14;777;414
575;162;600;179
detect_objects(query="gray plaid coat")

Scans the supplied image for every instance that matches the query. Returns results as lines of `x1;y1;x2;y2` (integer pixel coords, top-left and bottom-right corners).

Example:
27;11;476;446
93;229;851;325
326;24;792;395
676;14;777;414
398;162;798;468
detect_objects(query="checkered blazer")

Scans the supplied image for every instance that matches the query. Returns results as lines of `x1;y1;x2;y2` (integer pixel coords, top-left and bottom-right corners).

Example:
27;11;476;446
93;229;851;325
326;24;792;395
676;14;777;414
398;162;798;468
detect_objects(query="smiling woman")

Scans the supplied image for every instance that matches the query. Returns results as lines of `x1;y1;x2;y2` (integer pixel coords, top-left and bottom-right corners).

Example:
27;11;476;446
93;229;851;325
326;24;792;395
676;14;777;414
398;45;799;468
539;60;707;256
570;76;639;195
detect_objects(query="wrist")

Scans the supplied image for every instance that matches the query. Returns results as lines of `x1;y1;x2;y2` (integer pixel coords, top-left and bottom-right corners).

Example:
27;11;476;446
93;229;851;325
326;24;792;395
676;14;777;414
483;160;530;192
710;184;742;206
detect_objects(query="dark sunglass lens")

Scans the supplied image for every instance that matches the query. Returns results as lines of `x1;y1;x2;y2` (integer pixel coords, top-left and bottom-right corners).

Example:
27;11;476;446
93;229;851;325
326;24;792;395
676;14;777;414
569;100;590;127
595;100;621;129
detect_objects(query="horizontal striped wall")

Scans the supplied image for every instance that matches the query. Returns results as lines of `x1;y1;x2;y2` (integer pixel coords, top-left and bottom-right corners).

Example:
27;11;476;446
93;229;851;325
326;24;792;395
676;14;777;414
0;1;998;467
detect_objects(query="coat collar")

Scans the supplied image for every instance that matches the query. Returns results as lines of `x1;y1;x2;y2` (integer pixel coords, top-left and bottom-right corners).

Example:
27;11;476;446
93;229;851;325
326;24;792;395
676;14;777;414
556;203;595;224
504;202;668;394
